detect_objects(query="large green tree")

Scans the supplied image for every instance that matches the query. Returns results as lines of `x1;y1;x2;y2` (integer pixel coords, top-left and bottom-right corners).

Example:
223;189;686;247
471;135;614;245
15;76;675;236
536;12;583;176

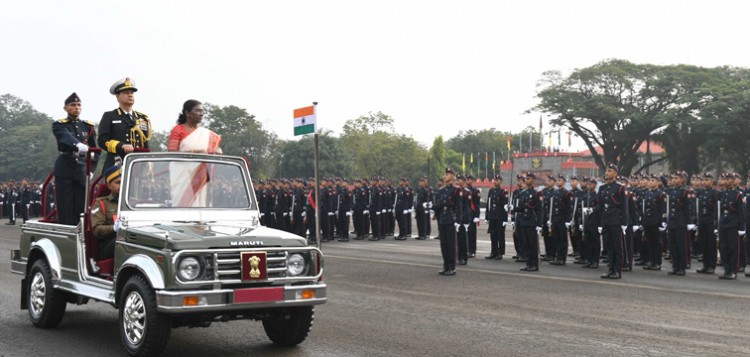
277;130;352;178
0;94;57;180
203;103;279;178
533;59;714;175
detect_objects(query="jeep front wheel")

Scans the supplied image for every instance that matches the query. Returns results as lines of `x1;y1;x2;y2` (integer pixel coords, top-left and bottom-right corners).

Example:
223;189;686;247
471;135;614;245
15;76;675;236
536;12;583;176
119;275;171;357
28;259;67;328
262;306;314;346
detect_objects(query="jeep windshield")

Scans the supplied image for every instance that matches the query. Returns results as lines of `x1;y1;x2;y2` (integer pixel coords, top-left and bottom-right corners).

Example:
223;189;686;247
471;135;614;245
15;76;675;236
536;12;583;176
124;157;254;210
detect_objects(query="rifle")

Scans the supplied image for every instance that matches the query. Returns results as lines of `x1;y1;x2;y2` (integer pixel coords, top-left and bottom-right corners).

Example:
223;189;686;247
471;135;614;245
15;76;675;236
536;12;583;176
548;196;554;235
695;196;700;242
571;197;578;234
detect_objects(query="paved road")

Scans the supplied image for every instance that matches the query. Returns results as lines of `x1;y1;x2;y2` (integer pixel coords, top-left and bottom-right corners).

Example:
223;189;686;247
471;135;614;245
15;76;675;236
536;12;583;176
1;222;750;356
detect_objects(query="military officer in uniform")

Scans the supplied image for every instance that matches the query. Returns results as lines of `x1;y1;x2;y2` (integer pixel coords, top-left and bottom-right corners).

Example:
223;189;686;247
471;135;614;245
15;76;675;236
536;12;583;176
53;93;99;226
513;172;544;271
718;173;745;279
696;173;718;274
485;174;508;259
415;177;433;240
92;165;122;260
664;171;695;276
434;168;458;276
549;174;571;265
588;164;629;279
98;78;152;169
466;175;481;257
641;175;666;271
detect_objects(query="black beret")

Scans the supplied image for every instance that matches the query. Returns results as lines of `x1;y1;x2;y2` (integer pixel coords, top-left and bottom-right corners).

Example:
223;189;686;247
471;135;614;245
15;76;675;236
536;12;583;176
557;174;566;181
494;174;503;180
65;92;81;105
606;163;619;172
466;174;474;180
525;172;537;179
456;174;465;180
445;167;455;175
703;172;714;179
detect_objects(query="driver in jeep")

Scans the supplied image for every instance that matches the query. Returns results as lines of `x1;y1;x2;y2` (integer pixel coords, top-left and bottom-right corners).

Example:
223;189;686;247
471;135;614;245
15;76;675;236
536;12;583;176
91;165;122;260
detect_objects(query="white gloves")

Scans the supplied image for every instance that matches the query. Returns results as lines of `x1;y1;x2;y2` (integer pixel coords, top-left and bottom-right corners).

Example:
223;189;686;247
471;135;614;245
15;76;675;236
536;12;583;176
381;209;386;213
403;210;409;214
504;204;513;211
283;212;288;217
113;220;121;232
597;227;603;234
565;222;571;228
346;211;352;216
76;143;89;153
454;223;460;232
260;213;265;218
423;203;428;208
363;211;369;215
740;231;746;236
376;211;381;216
536;226;542;233
661;222;667;228
713;229;718;235
473;218;480;223
659;226;666;232
547;220;552;226
301;212;306;218
578;225;583;231
583;208;593;215
621;225;627;234
687;224;697;231
632;226;640;232
502;221;507;227
328;212;335;216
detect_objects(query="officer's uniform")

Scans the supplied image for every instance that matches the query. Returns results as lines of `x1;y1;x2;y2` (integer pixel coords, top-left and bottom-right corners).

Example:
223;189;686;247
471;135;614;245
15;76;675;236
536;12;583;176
592;167;629;279
718;174;745;279
581;179;601;268
291;182;306;237
485;175;508;259
641;184;665;270
369;180;383;241
91;166;121;260
665;173;695;275
434;169;458;275
514;173;544;271
541;183;555;260
549;179;571;265
98;78;151;169
415;180;433;239
336;181;352;241
696;174;718;273
52;93;99;226
467;177;481;256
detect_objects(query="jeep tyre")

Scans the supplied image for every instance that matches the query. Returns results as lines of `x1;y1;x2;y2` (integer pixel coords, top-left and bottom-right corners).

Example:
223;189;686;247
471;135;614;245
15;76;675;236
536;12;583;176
119;275;171;357
28;259;67;328
262;306;314;346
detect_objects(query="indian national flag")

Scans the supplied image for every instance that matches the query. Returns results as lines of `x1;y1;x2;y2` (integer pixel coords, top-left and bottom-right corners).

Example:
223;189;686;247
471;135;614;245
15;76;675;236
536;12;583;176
293;105;316;136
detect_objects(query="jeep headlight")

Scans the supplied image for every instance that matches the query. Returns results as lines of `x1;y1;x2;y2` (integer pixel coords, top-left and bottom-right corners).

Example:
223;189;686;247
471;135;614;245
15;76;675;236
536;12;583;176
178;257;202;281
287;253;307;276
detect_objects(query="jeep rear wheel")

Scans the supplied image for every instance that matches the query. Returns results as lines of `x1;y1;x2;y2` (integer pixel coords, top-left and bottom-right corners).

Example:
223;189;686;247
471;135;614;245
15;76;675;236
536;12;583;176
119;275;171;357
262;306;314;346
28;259;67;328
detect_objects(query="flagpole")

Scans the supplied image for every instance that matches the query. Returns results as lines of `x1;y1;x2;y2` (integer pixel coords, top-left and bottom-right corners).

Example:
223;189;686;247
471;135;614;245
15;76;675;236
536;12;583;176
313;102;321;249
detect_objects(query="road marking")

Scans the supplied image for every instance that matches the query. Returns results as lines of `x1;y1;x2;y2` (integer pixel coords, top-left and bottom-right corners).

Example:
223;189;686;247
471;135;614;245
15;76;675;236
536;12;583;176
326;255;750;300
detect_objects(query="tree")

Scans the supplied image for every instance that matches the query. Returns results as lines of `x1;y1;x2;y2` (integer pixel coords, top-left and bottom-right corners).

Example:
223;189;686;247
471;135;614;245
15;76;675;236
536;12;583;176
533;59;714;175
340;112;428;181
0;94;57;180
203;103;279;178
277;130;352;178
428;136;447;184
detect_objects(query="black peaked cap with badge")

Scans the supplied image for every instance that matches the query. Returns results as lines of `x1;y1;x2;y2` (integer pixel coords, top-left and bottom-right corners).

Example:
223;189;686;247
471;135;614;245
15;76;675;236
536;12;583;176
98;77;151;169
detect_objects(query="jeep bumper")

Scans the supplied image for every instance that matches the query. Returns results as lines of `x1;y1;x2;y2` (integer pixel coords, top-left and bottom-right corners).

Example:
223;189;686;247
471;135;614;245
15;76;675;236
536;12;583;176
10;250;26;275
155;283;327;313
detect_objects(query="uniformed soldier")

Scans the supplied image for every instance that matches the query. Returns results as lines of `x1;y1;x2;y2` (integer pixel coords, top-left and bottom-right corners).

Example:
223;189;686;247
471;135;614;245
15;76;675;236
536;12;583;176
718;172;745;279
98;78;152;169
568;176;584;259
415;177;433;240
455;174;471;265
541;176;555;261
434;168;458;276
395;177;414;240
5;184;18;225
466;175;481;258
664;171;695;276
549;174;571;265
485;174;508;259
291;179;306;237
696;173;718;274
588;164;629;279
641;175;666;271
336;178;352;242
511;175;526;262
91;165;122;260
53;92;99;226
580;177;602;269
352;179;366;239
512;172;543;271
369;177;382;241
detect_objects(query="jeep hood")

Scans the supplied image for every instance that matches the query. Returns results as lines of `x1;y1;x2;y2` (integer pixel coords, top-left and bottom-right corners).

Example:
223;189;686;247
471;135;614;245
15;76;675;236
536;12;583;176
125;224;308;250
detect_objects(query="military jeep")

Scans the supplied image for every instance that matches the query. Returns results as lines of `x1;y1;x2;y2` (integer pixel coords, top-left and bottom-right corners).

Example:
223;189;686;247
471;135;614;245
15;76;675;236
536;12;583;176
10;152;326;357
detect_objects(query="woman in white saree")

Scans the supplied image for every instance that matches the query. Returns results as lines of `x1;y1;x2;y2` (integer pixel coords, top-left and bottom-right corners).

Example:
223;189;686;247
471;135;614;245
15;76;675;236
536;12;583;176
168;100;222;207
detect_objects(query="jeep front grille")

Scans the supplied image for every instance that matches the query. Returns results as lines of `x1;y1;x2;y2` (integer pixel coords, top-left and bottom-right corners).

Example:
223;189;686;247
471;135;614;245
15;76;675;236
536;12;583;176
215;251;288;281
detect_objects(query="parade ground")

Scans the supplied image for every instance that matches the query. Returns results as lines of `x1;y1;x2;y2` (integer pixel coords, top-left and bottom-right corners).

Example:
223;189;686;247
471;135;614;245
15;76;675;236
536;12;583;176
1;222;749;357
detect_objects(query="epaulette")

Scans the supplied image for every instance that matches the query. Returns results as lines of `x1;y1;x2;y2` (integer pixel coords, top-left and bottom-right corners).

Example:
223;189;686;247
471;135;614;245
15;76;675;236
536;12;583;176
57;118;69;123
135;111;149;118
82;119;95;126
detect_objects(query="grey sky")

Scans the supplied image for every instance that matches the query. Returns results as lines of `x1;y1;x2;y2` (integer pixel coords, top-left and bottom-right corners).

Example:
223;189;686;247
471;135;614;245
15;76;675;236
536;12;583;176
2;0;748;150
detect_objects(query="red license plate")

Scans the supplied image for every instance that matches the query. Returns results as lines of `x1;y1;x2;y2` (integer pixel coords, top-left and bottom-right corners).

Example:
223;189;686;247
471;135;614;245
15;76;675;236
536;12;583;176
234;287;284;303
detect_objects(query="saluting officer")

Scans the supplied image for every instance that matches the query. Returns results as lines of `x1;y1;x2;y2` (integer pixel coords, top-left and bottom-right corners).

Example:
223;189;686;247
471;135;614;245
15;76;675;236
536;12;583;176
485;174;508;260
98;78;152;169
52;93;99;226
589;164;629;279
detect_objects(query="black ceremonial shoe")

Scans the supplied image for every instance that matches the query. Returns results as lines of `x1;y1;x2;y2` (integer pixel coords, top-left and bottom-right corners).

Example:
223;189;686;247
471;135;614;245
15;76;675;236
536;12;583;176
520;266;538;272
485;254;497;260
442;269;456;276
